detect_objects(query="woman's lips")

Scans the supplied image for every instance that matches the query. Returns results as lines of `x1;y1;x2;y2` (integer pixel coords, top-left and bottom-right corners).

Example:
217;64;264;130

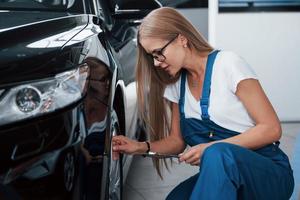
163;65;170;71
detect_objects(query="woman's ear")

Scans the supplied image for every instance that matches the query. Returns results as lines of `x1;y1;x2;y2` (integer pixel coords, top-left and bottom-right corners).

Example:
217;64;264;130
178;34;188;48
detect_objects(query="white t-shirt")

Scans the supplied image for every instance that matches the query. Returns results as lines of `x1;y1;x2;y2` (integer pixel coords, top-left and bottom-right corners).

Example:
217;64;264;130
163;51;258;133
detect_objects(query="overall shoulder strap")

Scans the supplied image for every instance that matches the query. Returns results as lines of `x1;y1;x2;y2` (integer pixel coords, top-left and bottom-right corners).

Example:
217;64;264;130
179;70;187;118
200;50;220;120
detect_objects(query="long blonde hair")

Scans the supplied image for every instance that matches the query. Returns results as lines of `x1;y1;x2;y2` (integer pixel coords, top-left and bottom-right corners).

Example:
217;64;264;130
136;7;213;177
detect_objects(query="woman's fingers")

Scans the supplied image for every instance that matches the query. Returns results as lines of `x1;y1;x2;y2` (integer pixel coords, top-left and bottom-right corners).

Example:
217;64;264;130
184;154;200;165
113;151;120;160
113;143;128;152
191;160;200;166
113;135;127;141
112;136;127;146
112;135;137;154
179;148;195;162
112;136;126;160
179;146;203;165
112;135;140;159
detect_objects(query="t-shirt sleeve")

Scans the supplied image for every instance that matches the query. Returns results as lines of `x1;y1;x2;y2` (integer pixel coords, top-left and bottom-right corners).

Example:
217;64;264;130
163;77;181;103
226;52;258;93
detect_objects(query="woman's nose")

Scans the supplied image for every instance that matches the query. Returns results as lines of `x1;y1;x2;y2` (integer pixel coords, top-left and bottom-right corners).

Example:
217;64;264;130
154;59;162;67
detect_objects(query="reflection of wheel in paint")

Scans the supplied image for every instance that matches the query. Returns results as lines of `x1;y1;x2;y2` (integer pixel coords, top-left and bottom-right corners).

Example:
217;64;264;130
62;151;76;192
108;110;123;200
55;149;76;197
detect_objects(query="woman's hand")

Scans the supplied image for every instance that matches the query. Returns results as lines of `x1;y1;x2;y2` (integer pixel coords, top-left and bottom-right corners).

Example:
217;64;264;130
112;135;142;160
179;143;212;166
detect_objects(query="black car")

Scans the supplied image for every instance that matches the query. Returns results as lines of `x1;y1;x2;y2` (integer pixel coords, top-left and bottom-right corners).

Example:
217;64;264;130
0;0;160;199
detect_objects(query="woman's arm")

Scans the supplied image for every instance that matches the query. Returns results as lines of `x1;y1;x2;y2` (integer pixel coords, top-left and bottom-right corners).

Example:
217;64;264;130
112;102;186;158
147;102;186;154
218;78;282;149
180;79;282;165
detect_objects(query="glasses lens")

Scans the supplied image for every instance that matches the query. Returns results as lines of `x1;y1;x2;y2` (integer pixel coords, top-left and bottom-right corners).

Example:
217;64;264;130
153;52;165;62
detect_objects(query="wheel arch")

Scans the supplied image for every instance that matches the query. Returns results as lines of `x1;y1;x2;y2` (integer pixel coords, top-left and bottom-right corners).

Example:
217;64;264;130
113;84;126;137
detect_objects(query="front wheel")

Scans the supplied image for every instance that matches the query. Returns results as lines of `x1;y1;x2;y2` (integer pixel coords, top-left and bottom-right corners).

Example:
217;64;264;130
108;110;123;200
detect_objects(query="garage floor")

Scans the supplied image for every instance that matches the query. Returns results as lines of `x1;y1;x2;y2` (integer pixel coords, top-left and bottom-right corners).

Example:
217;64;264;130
123;122;300;200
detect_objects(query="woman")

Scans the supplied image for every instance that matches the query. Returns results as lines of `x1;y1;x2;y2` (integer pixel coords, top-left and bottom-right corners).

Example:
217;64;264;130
112;7;294;199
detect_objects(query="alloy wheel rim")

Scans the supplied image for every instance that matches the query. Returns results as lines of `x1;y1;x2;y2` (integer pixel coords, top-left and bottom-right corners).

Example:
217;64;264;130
64;152;75;192
109;125;121;200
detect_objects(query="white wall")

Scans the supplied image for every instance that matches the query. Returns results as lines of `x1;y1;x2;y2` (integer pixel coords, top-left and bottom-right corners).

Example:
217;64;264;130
209;0;300;121
178;8;209;39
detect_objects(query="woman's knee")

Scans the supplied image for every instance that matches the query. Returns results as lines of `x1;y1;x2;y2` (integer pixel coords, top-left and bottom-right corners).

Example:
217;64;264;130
201;142;238;164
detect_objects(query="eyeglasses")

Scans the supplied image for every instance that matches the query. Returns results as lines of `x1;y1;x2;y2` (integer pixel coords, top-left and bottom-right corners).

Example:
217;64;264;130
149;34;178;62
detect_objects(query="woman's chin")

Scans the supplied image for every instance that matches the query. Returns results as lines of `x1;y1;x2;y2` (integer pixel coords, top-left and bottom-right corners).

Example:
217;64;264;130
168;71;176;78
167;68;179;78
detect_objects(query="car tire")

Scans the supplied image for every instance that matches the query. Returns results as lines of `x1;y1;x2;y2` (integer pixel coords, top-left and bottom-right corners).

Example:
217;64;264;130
108;110;123;200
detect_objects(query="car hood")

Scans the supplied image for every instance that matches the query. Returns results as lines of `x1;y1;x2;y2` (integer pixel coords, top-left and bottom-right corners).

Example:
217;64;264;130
0;11;72;30
0;11;89;86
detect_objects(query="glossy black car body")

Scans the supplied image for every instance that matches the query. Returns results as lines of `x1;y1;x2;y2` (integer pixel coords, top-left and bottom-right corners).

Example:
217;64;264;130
0;0;160;199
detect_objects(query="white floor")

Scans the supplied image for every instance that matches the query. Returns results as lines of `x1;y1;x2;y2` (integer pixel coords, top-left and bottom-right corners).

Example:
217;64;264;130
123;122;300;200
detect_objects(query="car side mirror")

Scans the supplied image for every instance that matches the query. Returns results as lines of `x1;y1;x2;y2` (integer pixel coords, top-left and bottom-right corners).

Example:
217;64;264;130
112;0;162;20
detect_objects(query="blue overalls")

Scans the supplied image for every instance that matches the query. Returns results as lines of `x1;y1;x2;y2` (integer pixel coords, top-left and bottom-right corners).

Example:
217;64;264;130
166;50;294;200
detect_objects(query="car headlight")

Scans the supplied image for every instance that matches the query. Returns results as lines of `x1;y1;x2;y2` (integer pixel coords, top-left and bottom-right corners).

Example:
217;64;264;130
0;65;89;126
15;86;42;113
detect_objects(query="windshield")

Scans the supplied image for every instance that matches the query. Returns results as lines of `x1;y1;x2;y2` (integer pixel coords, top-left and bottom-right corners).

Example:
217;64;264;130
0;0;81;12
